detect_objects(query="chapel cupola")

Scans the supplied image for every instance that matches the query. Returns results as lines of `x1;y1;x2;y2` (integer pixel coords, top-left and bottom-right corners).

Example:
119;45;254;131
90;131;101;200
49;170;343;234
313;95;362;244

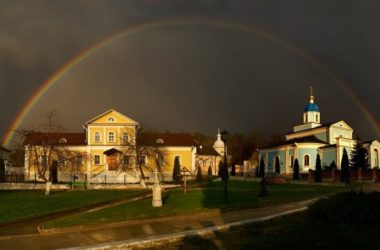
303;87;320;124
213;129;225;155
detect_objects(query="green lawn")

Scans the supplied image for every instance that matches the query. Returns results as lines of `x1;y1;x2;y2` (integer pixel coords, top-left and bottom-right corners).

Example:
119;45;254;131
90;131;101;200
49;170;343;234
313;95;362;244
0;189;144;223
43;181;344;229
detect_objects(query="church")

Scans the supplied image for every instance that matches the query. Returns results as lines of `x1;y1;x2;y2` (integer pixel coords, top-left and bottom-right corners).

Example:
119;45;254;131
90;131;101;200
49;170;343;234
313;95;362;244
258;89;380;174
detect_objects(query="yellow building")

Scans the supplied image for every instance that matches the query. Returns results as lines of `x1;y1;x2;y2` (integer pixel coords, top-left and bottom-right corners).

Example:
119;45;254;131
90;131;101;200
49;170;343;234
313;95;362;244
23;109;197;183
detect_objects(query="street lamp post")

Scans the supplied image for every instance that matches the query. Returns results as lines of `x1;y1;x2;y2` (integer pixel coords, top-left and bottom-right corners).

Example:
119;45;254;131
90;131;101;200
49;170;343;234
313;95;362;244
221;130;229;201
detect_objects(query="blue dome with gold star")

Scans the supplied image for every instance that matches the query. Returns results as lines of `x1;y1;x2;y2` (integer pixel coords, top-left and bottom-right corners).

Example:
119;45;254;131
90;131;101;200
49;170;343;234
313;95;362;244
304;103;320;112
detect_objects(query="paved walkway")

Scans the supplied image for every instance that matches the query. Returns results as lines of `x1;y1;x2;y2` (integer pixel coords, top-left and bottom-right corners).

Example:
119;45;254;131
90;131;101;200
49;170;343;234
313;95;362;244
0;198;316;250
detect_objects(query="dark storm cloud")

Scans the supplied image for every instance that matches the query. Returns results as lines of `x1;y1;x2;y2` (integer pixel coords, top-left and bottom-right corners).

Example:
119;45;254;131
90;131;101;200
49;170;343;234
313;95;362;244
1;0;380;144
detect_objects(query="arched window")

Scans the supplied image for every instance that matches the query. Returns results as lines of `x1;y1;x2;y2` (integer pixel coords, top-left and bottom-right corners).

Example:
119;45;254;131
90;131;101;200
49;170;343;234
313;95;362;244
316;114;319;123
94;132;100;142
107;117;115;122
290;155;294;167
374;149;379;167
122;132;129;143
108;132;115;142
304;154;310;167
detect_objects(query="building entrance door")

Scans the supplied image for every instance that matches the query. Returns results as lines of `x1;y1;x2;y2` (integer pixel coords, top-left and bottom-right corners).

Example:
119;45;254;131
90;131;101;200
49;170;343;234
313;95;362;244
107;154;118;171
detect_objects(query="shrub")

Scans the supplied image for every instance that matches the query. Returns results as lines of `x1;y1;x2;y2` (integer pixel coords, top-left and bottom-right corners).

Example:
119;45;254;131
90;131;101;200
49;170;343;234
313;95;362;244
172;157;181;182
293;159;300;180
315;154;322;182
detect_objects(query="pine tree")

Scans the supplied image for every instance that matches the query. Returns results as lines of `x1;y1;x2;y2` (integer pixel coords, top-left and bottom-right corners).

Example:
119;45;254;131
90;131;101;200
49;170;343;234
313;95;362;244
196;166;202;182
172;157;181;182
231;164;236;176
293;159;300;180
259;157;265;177
315;154;322;182
341;148;350;184
330;160;336;169
207;166;212;178
350;139;368;169
218;160;223;177
275;157;280;175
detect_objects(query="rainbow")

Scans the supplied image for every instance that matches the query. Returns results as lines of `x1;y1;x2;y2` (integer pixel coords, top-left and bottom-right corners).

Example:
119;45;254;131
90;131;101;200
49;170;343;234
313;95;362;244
3;17;380;147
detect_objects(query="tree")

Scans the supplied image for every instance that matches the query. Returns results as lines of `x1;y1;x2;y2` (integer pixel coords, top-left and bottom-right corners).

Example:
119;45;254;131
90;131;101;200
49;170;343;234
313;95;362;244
274;157;280;175
258;156;265;177
218;160;223;177
21;111;82;195
315;154;322;182
330;160;337;169
231;164;236;176
120;129;167;188
341;148;350;185
172;156;181;183
293;159;300;180
196;165;203;182
350;139;368;169
207;166;212;178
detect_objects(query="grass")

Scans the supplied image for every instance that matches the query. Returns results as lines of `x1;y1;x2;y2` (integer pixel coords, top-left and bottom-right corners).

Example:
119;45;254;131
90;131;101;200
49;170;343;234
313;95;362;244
43;181;344;229
0;189;144;223
146;191;380;250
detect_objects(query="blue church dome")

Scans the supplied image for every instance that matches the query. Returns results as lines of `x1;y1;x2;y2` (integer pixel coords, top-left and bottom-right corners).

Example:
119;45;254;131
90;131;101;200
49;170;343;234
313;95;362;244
304;103;320;112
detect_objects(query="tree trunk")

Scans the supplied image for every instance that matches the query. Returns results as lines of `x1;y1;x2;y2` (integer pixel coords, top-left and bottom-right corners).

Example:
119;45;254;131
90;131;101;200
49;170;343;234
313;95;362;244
45;181;52;196
138;166;147;188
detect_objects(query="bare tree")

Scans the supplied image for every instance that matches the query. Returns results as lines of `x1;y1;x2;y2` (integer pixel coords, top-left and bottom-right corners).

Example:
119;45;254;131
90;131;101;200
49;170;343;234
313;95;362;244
19;111;87;194
119;127;167;188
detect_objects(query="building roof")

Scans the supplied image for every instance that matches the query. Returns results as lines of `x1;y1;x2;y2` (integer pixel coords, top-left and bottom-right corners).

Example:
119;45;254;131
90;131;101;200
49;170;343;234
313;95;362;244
261;136;327;149
0;146;10;153
140;133;197;147
23;132;87;146
285;120;344;136
304;103;320;112
197;146;220;156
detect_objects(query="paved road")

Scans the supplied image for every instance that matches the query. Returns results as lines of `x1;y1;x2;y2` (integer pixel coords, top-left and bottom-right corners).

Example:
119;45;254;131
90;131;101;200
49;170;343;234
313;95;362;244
0;199;314;250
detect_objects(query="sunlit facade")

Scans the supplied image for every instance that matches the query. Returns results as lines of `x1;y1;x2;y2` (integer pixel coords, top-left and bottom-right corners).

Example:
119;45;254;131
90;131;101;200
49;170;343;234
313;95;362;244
259;90;380;174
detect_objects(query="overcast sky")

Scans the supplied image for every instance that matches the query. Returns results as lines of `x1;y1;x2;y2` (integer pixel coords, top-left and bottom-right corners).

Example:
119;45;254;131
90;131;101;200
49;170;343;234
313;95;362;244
1;0;380;144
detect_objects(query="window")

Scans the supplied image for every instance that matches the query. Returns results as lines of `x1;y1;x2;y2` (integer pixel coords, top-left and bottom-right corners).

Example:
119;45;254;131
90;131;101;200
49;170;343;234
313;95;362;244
108;132;115;142
107;117;115;122
76;154;83;166
123;155;130;166
375;149;379;167
58;154;65;166
39;155;47;166
94;155;100;165
210;160;214;167
94;132;100;142
59;138;67;144
122;132;129;143
140;155;147;165
316;114;319;122
290;155;294;167
304;155;310;167
158;155;164;166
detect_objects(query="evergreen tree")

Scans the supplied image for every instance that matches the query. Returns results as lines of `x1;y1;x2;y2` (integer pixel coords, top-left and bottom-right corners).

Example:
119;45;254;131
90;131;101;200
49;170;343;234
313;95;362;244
196;166;203;182
207;166;212;178
231;164;236;176
330;160;337;169
341;148;350;184
293;159;300;180
172;157;181;182
0;158;5;183
259;157;265;177
218;160;223;177
350;139;368;169
315;154;322;182
275;157;280;175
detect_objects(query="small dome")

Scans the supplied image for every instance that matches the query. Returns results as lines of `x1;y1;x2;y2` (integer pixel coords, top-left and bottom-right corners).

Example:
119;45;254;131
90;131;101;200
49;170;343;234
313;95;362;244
304;103;320;112
213;139;224;149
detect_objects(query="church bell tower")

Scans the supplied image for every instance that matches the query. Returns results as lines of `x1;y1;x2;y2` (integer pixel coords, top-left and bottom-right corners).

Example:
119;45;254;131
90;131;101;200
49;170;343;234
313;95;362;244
303;87;320;124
